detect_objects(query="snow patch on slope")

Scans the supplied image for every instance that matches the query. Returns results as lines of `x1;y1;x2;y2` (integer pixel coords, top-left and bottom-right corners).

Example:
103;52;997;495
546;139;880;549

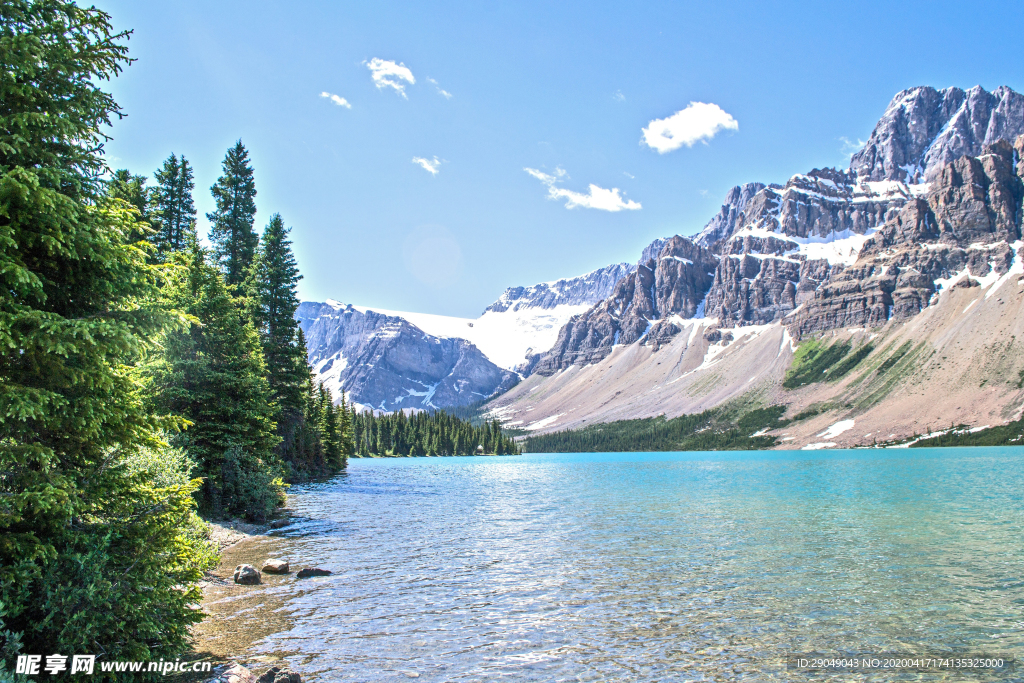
817;419;855;439
733;224;877;266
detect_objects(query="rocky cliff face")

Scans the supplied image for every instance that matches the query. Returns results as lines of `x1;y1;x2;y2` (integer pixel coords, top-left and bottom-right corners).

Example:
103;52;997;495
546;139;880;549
792;138;1024;335
850;85;1024;183
485;263;634;313
694;182;768;248
298;302;518;412
534;237;718;374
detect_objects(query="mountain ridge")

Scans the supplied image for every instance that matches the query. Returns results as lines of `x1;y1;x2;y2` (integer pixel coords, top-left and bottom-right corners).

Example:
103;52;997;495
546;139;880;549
299;263;637;410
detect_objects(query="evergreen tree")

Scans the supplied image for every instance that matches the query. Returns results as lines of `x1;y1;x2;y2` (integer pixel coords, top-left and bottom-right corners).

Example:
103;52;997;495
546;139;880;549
207;140;258;286
345;409;519;457
148;245;283;521
108;168;152;243
0;0;214;670
151;152;196;257
249;213;307;420
337;392;354;457
108;168;150;218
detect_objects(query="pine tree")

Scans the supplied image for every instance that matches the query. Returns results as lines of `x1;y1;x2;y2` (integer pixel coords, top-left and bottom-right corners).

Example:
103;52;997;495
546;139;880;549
148;245;283;521
249;214;307;420
108;168;150;218
0;0;214;669
108;168;152;243
207;140;258;287
151;152;196;257
337;392;354;458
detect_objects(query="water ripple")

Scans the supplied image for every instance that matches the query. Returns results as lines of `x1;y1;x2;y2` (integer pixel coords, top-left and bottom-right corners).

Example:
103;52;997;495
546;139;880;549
201;448;1024;682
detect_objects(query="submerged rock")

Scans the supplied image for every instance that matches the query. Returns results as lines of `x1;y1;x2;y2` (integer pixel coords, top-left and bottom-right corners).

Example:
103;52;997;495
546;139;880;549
296;567;332;578
261;558;289;574
233;564;261;585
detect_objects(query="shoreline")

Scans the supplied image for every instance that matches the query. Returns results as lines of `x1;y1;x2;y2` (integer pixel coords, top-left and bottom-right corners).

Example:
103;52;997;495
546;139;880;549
206;519;271;551
192;513;296;682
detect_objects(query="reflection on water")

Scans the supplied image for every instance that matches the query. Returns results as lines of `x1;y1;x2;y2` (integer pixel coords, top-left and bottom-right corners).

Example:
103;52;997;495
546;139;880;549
196;449;1024;681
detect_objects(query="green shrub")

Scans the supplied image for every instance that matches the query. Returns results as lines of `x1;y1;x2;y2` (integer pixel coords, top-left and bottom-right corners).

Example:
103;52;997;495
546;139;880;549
824;343;874;381
783;339;874;388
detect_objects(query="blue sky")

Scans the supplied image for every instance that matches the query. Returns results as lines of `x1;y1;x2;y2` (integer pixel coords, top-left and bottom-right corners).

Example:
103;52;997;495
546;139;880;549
95;0;1024;317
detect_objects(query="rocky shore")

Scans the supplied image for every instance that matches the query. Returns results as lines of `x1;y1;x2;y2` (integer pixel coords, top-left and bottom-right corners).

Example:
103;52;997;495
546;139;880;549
194;510;334;683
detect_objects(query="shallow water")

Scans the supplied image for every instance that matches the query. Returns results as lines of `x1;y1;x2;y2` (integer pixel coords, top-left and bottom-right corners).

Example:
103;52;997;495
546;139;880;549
197;448;1024;681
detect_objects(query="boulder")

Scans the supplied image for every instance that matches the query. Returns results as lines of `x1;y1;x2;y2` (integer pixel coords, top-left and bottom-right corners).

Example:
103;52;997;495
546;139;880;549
256;666;302;683
296;567;332;578
205;662;256;683
261;559;289;574
233;564;261;585
269;519;290;529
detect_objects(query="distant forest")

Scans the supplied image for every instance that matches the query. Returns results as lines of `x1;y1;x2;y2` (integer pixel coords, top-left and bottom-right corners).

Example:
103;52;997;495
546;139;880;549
521;405;789;453
352;410;519;456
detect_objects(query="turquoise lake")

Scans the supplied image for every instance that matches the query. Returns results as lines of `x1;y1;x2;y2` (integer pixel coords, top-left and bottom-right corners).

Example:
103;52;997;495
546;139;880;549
204;448;1024;681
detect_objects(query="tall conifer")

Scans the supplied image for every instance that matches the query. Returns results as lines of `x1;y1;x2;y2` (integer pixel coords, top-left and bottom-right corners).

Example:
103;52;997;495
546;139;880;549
207;140;258;286
151;152;196;257
148;245;283;521
249;213;307;417
108;168;150;218
0;0;213;665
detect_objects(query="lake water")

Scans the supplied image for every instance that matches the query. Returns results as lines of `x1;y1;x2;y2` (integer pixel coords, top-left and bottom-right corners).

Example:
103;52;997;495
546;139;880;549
198;448;1024;681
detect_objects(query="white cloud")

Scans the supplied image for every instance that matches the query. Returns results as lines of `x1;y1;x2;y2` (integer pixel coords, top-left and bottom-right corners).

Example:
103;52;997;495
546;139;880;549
427;77;453;99
412;156;443;175
320;91;352;108
366;58;415;97
840;136;866;158
613;90;625;102
623;171;635;179
524;167;640;212
641;102;738;153
524;167;567;185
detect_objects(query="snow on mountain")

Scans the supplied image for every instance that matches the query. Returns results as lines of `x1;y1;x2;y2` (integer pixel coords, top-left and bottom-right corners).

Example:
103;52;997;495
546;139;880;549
341;301;593;371
318;263;636;372
484;262;634;313
298;302;518;412
297;263;637;410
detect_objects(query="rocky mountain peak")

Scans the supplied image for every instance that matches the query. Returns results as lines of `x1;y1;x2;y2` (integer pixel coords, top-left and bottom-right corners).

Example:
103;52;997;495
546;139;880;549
484;262;634;314
693;182;768;248
533;236;718;374
850;85;1024;183
297;301;518;412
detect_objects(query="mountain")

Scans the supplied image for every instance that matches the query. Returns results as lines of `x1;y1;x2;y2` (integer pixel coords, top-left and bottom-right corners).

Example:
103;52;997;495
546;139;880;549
485;262;633;313
297;301;518;413
535;236;718;374
850;85;1024;183
298;263;634;410
487;85;1024;449
693;182;767;247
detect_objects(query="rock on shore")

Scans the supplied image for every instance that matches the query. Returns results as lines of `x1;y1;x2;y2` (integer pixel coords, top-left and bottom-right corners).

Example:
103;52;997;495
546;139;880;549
233;564;261;585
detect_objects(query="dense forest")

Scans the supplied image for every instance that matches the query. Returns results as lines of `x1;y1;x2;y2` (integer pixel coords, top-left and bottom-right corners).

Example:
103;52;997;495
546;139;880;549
521;405;791;452
911;419;1024;448
352;410;519;456
0;1;352;674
